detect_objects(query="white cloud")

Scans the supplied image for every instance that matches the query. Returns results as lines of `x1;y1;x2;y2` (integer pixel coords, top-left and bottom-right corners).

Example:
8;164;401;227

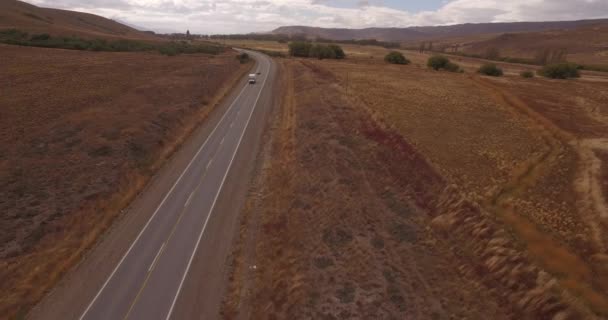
24;0;608;34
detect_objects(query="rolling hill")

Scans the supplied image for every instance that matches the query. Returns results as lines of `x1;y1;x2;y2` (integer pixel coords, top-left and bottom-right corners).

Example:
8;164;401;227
461;23;608;65
272;19;608;42
0;0;157;40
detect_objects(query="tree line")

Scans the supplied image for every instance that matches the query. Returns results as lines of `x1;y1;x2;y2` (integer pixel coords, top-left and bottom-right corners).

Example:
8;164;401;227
288;42;345;59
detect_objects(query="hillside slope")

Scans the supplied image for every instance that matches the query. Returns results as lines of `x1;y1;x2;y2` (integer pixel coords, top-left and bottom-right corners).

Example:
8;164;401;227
0;0;157;40
462;23;608;65
272;19;608;42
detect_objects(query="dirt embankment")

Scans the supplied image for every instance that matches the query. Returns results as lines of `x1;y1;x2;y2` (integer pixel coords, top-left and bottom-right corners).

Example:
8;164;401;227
0;44;250;318
224;60;513;319
223;55;608;319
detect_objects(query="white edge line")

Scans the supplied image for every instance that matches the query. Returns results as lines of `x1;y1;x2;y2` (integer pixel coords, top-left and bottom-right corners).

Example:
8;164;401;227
78;67;251;320
165;52;271;320
148;243;166;272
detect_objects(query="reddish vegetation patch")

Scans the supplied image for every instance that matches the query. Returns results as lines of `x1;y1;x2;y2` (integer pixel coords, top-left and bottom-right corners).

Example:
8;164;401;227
361;121;444;212
0;44;248;317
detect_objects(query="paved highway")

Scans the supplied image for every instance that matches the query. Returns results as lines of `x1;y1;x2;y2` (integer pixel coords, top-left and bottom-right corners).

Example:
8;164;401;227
73;50;273;320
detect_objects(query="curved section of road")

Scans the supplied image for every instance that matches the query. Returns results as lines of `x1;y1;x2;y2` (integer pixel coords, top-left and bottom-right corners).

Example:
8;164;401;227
72;50;274;320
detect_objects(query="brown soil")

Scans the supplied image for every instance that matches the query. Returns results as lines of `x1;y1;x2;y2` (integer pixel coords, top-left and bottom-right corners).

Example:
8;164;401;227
223;50;608;318
0;44;249;318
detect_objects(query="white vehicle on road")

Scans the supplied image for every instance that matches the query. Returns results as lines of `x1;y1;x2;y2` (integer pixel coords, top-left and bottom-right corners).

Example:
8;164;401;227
248;73;257;84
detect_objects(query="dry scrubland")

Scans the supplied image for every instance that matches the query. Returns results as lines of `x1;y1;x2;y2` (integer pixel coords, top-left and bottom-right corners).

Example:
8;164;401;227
0;44;249;317
223;44;608;318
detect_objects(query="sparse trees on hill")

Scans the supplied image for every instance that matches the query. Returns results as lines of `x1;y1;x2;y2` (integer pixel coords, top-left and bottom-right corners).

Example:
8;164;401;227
535;48;568;65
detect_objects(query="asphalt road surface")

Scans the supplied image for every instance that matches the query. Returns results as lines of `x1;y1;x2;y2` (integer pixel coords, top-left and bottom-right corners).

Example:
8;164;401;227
44;50;276;320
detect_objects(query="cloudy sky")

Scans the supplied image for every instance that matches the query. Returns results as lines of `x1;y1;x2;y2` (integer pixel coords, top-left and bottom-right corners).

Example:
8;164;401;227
24;0;608;34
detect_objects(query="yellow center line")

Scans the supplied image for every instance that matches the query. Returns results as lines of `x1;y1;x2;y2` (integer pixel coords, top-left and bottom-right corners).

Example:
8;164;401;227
122;196;192;320
122;175;208;319
122;131;227;319
148;243;166;272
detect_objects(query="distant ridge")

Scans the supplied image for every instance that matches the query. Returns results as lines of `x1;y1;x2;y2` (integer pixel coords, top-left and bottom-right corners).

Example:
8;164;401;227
0;0;158;40
272;19;608;42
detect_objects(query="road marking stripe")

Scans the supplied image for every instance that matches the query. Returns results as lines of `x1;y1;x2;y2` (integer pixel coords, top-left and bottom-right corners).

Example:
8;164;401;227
79;62;252;320
184;191;195;207
206;159;213;169
220;137;225;145
121;168;209;319
165;52;271;320
148;243;166;272
230;122;234;128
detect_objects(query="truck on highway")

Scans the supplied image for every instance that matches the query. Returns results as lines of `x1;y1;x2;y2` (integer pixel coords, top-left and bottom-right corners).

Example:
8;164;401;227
248;73;256;84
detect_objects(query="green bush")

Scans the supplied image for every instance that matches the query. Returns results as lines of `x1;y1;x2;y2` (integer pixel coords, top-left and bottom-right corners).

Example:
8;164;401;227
0;28;28;40
328;44;345;59
427;55;450;70
520;70;534;78
427;55;461;72
288;41;344;59
477;63;503;76
538;62;580;79
30;33;50;41
236;52;250;63
158;46;178;56
384;51;410;65
309;44;336;59
288;41;312;57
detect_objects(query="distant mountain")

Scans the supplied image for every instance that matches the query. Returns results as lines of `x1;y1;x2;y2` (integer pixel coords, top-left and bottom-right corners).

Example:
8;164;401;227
0;0;158;40
272;19;608;42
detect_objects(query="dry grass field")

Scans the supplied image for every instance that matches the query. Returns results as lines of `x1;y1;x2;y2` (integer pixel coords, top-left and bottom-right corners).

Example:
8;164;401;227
223;44;608;318
0;44;249;318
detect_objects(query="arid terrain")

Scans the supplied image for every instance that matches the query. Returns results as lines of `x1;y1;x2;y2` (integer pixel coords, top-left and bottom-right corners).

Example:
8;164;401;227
0;0;157;40
4;0;608;318
222;43;608;318
0;43;249;318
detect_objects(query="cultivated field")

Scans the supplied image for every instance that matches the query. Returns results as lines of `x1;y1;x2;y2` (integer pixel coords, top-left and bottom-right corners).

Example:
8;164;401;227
0;44;249;318
223;43;608;318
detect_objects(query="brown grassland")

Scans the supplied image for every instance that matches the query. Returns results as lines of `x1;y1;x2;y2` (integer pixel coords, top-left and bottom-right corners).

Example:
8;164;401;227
223;42;608;318
0;44;249;318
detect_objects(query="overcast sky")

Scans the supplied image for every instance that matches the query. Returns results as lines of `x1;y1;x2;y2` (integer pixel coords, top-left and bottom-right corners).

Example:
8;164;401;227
24;0;608;34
